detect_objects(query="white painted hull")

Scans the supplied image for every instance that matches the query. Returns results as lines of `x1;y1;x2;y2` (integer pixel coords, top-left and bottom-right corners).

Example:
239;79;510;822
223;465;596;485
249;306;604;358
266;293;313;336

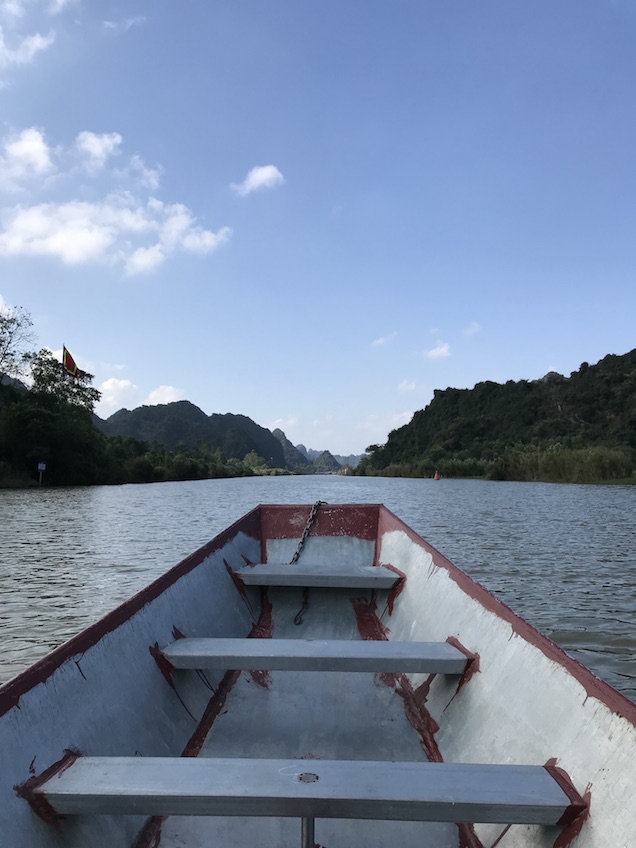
1;504;634;847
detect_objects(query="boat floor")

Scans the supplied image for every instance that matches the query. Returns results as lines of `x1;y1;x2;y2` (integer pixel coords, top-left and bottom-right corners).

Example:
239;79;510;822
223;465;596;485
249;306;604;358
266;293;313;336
160;587;460;847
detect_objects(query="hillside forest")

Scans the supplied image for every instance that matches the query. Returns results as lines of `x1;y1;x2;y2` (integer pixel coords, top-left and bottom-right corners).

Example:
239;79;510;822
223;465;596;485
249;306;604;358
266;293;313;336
0;305;344;487
357;350;636;483
2;302;635;486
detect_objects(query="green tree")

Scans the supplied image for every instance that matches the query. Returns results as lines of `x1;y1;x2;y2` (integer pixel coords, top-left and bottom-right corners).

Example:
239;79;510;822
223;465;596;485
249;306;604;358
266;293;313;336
26;349;101;412
0;303;35;379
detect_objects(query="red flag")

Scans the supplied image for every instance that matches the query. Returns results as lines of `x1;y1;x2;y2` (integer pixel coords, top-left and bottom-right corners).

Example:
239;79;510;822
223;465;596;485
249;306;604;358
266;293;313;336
63;346;80;379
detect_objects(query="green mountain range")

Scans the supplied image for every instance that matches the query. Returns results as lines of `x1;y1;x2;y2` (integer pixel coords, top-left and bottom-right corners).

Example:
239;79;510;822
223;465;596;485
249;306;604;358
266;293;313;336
359;349;636;483
96;402;349;473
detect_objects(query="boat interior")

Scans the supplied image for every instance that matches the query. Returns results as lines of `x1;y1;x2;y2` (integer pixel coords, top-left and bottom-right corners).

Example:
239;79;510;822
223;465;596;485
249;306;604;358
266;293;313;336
4;503;634;848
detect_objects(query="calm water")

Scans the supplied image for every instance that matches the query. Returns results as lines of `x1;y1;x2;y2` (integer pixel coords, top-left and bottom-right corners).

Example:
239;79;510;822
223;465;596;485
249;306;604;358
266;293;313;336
1;476;635;701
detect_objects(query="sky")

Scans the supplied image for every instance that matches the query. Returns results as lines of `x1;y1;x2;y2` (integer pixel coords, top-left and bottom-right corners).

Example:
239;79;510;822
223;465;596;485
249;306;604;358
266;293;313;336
1;1;635;456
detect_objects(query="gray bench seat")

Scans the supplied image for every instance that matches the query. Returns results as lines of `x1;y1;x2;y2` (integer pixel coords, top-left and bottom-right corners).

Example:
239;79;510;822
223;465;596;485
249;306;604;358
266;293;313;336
235;562;399;589
35;756;585;825
161;638;468;674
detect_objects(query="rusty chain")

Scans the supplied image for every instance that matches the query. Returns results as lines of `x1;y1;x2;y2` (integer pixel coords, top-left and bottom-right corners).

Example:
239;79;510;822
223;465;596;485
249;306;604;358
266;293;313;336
291;500;326;625
290;500;326;564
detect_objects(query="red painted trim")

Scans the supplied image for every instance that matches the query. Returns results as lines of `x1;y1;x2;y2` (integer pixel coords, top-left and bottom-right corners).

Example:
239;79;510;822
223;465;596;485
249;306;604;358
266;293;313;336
551;791;591;848
351;597;390;642
443;637;480;707
247;587;273;688
0;508;262;718
182;669;241;758
132;815;166;848
149;642;195;720
258;503;379;543
381;564;406;615
14;747;81;825
458;823;486;848
225;558;249;598
394;674;443;763
544;759;589;826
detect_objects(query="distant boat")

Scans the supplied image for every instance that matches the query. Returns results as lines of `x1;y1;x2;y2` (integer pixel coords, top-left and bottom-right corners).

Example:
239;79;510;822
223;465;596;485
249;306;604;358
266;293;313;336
2;502;633;847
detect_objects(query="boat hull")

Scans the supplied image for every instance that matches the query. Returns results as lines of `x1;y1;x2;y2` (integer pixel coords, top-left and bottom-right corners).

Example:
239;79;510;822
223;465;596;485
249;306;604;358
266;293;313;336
1;503;634;847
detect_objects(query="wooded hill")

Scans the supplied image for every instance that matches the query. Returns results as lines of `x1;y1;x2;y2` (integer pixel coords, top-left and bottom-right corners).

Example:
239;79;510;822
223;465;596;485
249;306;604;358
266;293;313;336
358;349;636;483
96;402;343;474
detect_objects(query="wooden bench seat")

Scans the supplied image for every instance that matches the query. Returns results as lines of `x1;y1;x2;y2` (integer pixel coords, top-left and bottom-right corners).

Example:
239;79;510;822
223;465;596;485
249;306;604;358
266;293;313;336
235;562;399;589
35;756;586;825
161;638;468;674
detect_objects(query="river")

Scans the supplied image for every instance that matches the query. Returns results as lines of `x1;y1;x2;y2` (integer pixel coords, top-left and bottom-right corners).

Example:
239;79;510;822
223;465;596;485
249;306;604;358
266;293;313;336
1;476;634;701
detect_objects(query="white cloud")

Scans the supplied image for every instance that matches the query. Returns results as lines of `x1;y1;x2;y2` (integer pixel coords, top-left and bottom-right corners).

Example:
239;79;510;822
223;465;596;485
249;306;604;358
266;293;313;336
146;385;185;405
0;127;231;274
0;27;54;68
123;16;145;30
1;2;25;18
97;377;138;415
48;0;74;14
463;321;482;336
231;165;285;197
0;191;232;275
0;127;53;190
125;243;164;275
398;379;416;392
269;415;299;435
127;154;161;190
372;332;397;347
426;341;451;360
75;131;122;171
103;16;146;32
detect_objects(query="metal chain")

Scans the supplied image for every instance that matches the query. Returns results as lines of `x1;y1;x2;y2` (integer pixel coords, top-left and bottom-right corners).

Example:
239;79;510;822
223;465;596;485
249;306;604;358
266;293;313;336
290;500;326;564
291;500;326;626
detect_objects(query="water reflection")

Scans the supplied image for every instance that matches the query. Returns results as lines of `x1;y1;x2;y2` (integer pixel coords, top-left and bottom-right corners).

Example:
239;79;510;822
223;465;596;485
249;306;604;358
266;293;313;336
1;477;634;701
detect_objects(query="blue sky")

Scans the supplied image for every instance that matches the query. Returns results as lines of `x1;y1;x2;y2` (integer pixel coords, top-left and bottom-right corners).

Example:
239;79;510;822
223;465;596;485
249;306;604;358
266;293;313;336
1;1;635;455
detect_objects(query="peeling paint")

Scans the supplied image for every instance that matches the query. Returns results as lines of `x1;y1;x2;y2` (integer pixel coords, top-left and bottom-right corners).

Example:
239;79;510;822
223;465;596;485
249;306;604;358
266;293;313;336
458;823;485;848
544;759;589;828
14;747;81;826
149;642;195;721
351;597;390;641
443;636;480;710
380;563;407;616
132;814;167;848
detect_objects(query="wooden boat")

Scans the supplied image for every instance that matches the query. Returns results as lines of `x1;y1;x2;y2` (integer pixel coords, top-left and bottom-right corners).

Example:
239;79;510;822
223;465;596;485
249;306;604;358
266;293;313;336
1;502;634;848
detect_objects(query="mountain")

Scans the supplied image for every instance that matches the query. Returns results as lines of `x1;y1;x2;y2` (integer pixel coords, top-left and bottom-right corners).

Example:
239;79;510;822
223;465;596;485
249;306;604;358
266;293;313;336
333;452;363;468
297;443;362;468
97;401;287;468
360;349;636;481
0;375;28;391
312;450;342;472
271;429;312;471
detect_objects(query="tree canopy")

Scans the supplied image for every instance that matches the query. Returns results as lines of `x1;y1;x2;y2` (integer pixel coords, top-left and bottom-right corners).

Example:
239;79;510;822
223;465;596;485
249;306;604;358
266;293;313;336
356;350;636;483
0;303;34;379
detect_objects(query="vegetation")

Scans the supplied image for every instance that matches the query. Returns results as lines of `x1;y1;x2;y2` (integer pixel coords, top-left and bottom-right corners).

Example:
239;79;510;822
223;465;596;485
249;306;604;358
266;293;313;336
0;342;256;486
356;351;636;483
0;303;34;379
313;450;342;473
0;301;341;487
98;402;289;467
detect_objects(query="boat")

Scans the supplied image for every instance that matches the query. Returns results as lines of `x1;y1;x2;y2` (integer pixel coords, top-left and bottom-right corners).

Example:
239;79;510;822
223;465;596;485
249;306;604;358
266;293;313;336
1;501;634;848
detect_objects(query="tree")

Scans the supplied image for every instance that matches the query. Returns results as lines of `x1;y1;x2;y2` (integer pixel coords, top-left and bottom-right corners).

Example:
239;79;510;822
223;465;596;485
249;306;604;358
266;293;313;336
0;303;35;379
0;350;104;484
26;349;101;412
